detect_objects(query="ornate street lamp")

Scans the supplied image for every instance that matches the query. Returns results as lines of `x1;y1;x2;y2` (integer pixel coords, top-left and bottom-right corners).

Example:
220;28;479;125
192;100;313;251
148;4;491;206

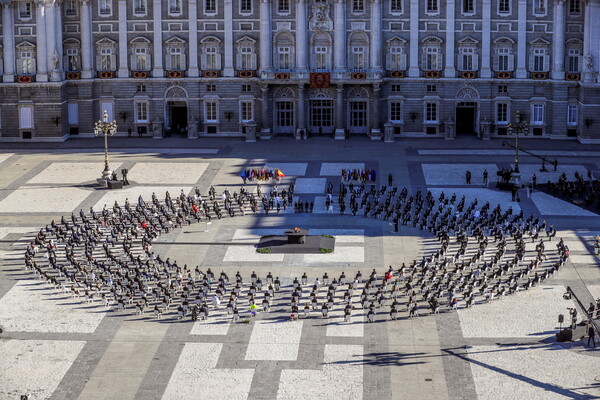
507;110;529;187
94;110;118;182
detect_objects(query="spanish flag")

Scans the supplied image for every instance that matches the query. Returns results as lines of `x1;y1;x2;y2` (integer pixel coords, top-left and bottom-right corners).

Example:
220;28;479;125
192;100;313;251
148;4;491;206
275;169;285;177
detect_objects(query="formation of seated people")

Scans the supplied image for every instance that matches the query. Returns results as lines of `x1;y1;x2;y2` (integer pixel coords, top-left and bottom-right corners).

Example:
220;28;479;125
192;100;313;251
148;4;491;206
22;181;568;323
546;170;600;210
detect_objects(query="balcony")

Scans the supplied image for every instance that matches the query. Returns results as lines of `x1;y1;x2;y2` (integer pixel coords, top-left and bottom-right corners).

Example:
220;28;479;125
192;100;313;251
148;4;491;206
237;70;256;78
565;73;580;81
388;70;406;78
66;71;81;80
203;70;220;78
423;70;441;78
530;71;549;80
131;71;149;79
351;70;367;80
97;71;115;79
166;70;185;78
495;71;513;79
274;72;291;80
459;70;477;79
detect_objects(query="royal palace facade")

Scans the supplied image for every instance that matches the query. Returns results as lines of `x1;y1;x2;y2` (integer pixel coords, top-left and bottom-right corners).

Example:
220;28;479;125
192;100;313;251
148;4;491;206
0;0;599;142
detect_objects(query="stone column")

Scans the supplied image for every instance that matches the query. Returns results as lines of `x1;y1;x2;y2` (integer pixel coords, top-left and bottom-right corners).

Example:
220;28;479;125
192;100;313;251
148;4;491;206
35;0;49;82
334;0;346;71
45;1;56;76
408;0;420;77
296;0;308;72
117;0;128;78
261;85;271;135
583;0;600;83
224;0;235;76
2;2;16;82
370;0;382;73
297;84;306;131
444;0;456;78
552;0;566;80
259;0;272;75
335;84;345;139
152;0;164;77
188;0;199;77
516;0;528;79
481;0;492;78
80;0;93;78
371;85;381;139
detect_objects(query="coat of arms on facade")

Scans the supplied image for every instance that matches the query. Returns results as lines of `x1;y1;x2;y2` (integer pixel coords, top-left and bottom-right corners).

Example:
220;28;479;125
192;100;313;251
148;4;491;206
309;3;333;31
310;72;330;88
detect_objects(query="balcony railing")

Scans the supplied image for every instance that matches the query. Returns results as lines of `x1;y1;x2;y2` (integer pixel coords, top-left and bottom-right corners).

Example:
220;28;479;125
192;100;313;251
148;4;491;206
459;70;478;79
530;71;549;80
166;70;185;78
565;72;580;81
131;71;149;79
495;71;513;79
66;71;81;80
388;70;406;78
97;71;115;79
237;70;256;78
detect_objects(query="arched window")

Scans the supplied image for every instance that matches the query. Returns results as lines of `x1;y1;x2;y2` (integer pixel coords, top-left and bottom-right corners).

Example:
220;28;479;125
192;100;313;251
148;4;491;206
349;31;369;71
236;37;257;71
274;32;295;71
311;32;332;71
386;37;407;71
64;39;81;72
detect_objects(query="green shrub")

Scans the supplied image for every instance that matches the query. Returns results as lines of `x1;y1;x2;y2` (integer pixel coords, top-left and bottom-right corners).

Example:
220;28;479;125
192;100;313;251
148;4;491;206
256;247;271;254
319;248;334;253
321;234;335;239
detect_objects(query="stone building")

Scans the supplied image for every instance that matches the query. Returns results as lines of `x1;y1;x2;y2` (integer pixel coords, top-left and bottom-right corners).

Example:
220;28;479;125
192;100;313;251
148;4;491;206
0;0;599;143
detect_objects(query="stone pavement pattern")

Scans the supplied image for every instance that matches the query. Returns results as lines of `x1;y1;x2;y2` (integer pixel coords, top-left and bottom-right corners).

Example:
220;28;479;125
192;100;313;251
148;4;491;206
0;137;599;400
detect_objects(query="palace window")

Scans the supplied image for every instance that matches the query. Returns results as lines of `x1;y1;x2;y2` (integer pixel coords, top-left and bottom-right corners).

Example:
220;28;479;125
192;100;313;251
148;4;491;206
65;48;80;72
278;0;290;13
236;38;257;70
390;102;402;122
530;47;549;72
569;0;581;14
532;104;545;125
391;0;402;13
16;46;36;75
240;101;254;122
96;38;116;71
493;39;515;71
566;40;583;73
99;0;112;16
65;0;78;16
533;0;546;15
353;0;365;13
169;0;182;15
18;2;32;20
240;0;252;13
133;0;147;15
352;47;366;71
205;102;218;123
568;105;578;125
426;0;438;13
275;32;295;71
201;37;222;71
349;32;369;71
498;0;510;14
312;33;332;71
462;0;474;14
425;102;438;123
135;102;149;123
130;38;151;71
387;40;407;71
165;38;186;71
422;46;442;70
496;103;509;124
205;0;216;13
458;38;479;71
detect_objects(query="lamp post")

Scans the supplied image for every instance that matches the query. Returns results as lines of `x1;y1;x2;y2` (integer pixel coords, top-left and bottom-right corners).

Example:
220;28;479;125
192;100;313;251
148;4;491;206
507;110;529;187
94;110;118;182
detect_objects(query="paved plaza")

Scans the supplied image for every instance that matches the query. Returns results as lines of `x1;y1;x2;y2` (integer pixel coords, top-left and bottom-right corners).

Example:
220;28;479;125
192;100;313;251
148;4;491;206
0;136;600;400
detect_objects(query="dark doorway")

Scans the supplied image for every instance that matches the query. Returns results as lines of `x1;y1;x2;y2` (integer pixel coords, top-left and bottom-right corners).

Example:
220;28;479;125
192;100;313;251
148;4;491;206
168;102;188;135
456;104;476;135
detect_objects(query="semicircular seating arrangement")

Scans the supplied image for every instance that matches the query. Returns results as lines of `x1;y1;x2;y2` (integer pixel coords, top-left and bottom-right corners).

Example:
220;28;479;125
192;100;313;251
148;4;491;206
22;182;569;323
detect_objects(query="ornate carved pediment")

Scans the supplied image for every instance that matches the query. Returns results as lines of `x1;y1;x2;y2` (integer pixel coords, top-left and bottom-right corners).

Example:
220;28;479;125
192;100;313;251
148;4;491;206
309;3;333;31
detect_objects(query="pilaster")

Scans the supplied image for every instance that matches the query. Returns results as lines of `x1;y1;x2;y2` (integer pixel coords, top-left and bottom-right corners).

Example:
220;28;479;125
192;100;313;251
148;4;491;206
2;2;16;82
80;0;93;78
117;0;128;78
35;0;49;82
152;0;164;77
224;0;235;76
296;0;308;72
334;0;346;71
444;0;456;78
408;0;420;77
552;0;566;80
370;0;382;73
516;0;528;79
188;0;199;77
259;0;272;75
481;0;492;78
